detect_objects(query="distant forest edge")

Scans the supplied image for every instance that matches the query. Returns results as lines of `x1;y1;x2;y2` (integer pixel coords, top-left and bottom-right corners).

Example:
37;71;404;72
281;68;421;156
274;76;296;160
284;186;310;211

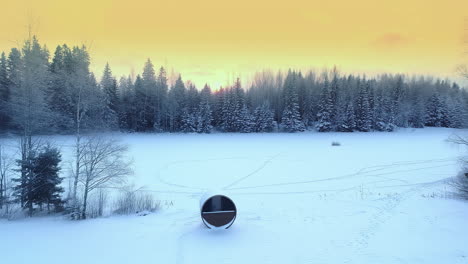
0;36;467;135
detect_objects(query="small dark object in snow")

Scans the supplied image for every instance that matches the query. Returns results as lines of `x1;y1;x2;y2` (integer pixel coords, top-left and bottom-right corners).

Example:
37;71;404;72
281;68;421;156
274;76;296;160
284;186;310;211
331;141;341;146
137;210;151;216
464;172;468;178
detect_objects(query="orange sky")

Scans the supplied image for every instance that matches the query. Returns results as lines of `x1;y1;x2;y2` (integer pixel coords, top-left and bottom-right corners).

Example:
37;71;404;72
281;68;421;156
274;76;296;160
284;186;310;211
0;0;467;88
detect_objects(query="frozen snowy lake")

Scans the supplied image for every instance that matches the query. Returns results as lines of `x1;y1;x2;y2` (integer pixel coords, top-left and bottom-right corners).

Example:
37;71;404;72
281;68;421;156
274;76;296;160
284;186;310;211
1;128;468;264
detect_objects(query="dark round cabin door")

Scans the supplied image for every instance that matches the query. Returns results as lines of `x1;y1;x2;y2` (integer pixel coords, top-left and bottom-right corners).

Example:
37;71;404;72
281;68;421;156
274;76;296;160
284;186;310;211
201;195;237;229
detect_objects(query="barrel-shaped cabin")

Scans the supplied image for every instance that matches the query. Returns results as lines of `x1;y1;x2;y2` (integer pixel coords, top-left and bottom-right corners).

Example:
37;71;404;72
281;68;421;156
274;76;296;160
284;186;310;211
200;193;237;229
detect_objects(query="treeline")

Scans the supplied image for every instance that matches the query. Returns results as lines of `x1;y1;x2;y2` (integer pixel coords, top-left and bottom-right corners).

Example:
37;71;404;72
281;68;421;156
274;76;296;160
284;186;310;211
0;36;467;135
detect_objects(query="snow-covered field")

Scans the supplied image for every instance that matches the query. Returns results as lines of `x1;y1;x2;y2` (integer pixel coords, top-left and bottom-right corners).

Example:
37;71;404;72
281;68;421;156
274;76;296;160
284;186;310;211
1;128;468;264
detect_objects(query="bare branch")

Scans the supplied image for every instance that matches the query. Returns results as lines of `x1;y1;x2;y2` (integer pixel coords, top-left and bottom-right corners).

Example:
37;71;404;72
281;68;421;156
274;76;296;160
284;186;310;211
79;136;133;219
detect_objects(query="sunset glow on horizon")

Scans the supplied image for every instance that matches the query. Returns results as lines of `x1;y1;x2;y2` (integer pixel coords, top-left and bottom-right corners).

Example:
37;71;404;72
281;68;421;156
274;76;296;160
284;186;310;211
0;0;467;87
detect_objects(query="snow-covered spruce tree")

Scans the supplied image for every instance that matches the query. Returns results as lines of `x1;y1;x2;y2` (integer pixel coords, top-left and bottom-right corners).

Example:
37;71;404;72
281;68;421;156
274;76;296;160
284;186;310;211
448;97;464;128
134;75;149;131
212;87;225;128
238;104;253;133
155;67;169;131
296;72;310;125
31;145;63;212
339;101;356;132
0;52;11;131
329;67;340;128
136;59;157;131
196;84;213;133
219;79;248;132
118;76;136;131
13;142;63;215
408;97;425;128
232;79;250;132
373;89;387;131
9;36;51;135
220;88;235;131
316;76;333;132
100;63;119;128
180;107;197;133
425;93;444;127
439;96;450;128
282;71;305;132
391;76;405;127
356;79;372;132
167;75;186;132
252;102;275;132
48;46;71;132
366;80;375;127
13;146;38;216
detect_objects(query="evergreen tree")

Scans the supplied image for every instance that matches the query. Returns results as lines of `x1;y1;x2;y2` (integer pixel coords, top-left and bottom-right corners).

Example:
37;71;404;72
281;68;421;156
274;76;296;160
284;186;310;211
232;79;248;132
7;48;22;92
339;101;356;132
13;144;63;214
118;76;136;131
282;71;305;132
296;72;309;124
138;59;157;131
167;75;186;132
31;145;63;212
101;63;119;127
238;104;253;133
186;82;200;113
373;89;387;131
0;52;10;130
82;73;113;130
155;67;168;131
448;96;464;128
425;93;443;127
212;88;225;127
316;77;333;132
48;45;74;132
252;102;275;132
180;107;197;133
391;76;404;127
13;147;37;214
220;79;247;132
356;80;372;132
383;97;396;131
196;84;213;133
134;75;148;131
329;68;340;128
220;88;236;131
408;97;425;128
366;80;375;127
438;95;450;128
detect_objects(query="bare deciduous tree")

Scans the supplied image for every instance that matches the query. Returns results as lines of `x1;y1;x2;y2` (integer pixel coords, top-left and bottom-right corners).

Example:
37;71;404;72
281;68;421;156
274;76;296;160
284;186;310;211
449;135;468;199
0;145;13;211
79;136;132;219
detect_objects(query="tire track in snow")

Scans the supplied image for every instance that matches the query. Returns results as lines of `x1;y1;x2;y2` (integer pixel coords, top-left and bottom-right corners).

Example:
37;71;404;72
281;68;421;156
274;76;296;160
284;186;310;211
156;156;252;192
226;160;456;191
229;175;454;196
227;157;456;196
223;152;283;190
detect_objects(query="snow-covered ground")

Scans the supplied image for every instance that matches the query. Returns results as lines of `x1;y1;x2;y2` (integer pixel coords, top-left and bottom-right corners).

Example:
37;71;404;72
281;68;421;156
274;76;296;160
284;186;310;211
1;128;468;264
